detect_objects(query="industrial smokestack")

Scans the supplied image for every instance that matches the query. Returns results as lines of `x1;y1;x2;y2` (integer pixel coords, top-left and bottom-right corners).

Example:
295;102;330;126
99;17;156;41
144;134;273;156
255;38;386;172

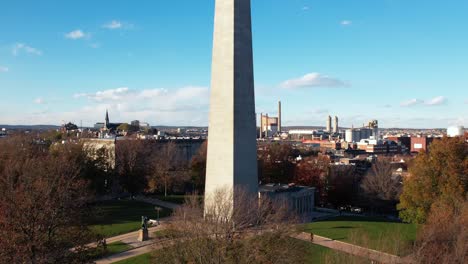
259;113;263;138
265;113;269;138
333;116;339;133
278;101;282;133
326;115;332;133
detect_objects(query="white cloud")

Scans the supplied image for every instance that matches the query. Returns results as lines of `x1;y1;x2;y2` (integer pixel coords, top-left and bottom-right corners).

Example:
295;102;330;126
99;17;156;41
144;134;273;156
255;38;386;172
400;99;422;107
401;96;447;107
102;20;133;30
425;96;447;106
65;30;88;40
280;73;348;89
103;20;122;29
0;66;8;72
341;20;352;26
70;86;210;126
74;87;132;101
34;97;45;104
302;6;310;11
12;43;42;56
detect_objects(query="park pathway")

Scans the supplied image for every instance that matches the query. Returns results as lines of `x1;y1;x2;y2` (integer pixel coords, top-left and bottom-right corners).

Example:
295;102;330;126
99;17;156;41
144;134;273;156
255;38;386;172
294;232;412;264
95;241;164;264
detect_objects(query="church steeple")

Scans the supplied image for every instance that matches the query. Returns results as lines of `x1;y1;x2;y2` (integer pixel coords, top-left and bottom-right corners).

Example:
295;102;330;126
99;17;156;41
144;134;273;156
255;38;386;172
105;109;109;129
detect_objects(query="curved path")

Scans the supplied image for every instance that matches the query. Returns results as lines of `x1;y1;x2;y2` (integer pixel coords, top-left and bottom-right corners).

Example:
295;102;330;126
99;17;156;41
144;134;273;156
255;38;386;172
294;232;412;264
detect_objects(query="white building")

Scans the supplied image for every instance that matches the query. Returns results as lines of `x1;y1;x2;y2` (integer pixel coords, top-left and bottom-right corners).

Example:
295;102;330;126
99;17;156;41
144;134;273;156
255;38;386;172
447;126;464;137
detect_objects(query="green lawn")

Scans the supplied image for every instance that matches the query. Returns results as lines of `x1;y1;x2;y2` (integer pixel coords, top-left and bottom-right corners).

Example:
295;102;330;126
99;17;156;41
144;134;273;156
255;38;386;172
113;252;151;264
154;195;203;205
154;195;186;204
88;241;132;260
89;200;172;238
303;216;419;256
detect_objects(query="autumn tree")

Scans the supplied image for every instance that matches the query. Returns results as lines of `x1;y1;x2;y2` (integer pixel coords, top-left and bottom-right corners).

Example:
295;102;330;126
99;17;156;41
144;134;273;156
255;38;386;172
115;139;151;195
326;164;359;207
360;159;402;212
258;143;296;184
190;140;207;193
398;137;468;224
294;156;329;204
413;200;468;263
0;135;92;263
147;141;183;196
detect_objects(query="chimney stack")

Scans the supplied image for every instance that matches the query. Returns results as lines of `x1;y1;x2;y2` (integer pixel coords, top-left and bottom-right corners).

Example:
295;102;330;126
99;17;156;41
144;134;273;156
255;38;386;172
278;101;282;133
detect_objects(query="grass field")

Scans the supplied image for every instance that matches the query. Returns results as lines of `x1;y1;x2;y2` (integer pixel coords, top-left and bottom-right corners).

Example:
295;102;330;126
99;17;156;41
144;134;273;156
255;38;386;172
88;241;132;260
153;194;204;205
153;195;186;204
89;200;172;238
113;252;151;264
303;216;419;256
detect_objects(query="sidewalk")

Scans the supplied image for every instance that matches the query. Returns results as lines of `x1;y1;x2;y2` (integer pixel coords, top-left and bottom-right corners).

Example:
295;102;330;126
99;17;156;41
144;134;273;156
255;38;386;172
294;232;412;264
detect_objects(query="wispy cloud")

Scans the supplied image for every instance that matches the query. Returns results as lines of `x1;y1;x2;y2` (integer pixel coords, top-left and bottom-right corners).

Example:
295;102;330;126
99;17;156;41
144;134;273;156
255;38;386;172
341;20;352;26
401;96;447;107
34;97;46;104
102;20;133;30
425;96;447;106
71;86;210;126
280;73;348;89
302;6;310;11
74;87;132;102
0;66;8;72
400;99;422;107
12;43;42;56
65;29;89;40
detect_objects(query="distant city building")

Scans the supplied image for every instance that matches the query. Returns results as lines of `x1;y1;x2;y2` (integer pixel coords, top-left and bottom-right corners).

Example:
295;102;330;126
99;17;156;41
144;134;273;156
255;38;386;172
345;120;379;143
333;116;339;133
410;136;435;153
94;122;105;130
326;115;332;133
259;101;282;138
131;120;140;127
386;136;411;152
368;120;379;139
345;128;372;143
259;184;315;215
447;126;464;137
139;122;150;129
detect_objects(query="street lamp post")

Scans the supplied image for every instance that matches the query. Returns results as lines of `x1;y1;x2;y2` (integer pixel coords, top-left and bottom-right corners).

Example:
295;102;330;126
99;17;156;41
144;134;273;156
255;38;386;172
155;206;162;225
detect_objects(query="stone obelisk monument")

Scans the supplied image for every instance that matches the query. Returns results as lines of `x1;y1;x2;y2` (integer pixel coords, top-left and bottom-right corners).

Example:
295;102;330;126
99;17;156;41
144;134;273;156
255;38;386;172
205;0;258;211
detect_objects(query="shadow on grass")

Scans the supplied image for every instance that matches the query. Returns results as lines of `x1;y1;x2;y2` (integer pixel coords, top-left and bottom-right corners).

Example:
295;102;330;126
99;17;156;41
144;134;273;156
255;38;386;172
321;216;403;223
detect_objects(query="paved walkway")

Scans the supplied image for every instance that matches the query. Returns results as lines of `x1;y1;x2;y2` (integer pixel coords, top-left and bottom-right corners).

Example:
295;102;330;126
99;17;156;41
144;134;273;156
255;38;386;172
294;232;412;264
95;240;171;264
91;198;182;263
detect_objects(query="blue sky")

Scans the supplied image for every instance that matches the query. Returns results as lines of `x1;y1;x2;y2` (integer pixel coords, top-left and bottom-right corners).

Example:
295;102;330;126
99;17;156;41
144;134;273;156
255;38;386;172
0;0;467;128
